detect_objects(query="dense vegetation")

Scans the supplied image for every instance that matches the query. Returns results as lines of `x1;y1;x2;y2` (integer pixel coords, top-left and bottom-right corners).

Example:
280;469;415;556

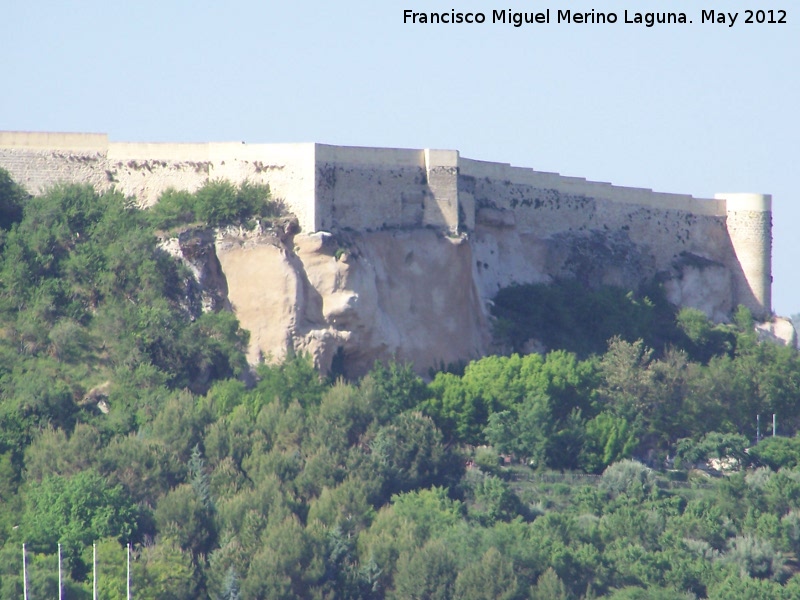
1;168;800;598
492;280;736;362
148;179;284;230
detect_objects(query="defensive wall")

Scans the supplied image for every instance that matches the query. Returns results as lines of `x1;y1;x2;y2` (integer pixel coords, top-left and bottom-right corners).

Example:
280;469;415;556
0;131;773;319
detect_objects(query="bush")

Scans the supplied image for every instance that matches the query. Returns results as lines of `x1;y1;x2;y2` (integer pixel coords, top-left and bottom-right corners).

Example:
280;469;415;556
149;180;280;230
20;470;140;576
600;459;658;501
473;446;502;475
0;167;26;231
749;436;800;471
676;308;735;363
674;432;750;470
721;535;786;581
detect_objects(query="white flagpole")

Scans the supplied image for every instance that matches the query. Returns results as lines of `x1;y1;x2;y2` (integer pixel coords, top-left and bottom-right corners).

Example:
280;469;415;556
58;542;63;600
22;543;28;600
93;542;97;600
127;542;131;600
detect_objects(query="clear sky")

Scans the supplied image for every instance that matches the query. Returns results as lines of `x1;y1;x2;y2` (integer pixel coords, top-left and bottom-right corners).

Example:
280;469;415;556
2;0;797;315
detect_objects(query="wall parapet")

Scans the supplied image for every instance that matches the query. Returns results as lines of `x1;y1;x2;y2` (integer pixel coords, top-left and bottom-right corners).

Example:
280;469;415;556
458;156;726;217
0;131;108;151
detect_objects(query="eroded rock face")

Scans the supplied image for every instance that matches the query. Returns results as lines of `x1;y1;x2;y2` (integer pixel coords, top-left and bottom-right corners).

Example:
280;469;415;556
471;221;736;319
756;317;799;348
215;227;490;377
159;229;232;317
663;254;733;323
165;221;784;378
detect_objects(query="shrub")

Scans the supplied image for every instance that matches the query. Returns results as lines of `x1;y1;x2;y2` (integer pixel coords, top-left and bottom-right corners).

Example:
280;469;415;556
721;534;786;581
749;436;800;471
674;432;750;470
600;459;657;500
0;167;27;230
150;180;280;230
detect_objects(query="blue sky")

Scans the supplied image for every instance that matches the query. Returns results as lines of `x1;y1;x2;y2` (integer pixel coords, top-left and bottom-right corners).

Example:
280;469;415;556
2;0;797;315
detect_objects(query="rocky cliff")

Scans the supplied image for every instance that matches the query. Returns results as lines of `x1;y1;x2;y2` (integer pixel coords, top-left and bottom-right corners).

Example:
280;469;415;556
164;223;489;378
164;219;795;378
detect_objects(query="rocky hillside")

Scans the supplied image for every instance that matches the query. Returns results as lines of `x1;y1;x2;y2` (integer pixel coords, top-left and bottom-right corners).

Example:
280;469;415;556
165;221;796;378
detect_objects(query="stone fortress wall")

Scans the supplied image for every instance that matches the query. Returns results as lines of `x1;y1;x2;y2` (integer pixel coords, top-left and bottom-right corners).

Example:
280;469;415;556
457;156;772;321
0;131;773;321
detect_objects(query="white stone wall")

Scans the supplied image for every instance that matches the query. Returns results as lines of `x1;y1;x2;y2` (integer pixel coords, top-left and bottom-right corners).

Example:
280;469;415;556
106;141;318;231
0;147;110;195
315;145;428;232
459;156;726;216
0;131;773;318
0;131;108;151
313;145;462;233
424;149;460;232
0;132;319;232
458;155;770;317
464;169;732;269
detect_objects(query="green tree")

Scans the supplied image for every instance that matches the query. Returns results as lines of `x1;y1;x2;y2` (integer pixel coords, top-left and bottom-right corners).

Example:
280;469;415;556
148;189;196;230
149;390;208;461
453;546;518;600
23;423;101;482
675;432;751;470
676;307;735;363
0;451;18;506
20;469;139;576
0;167;26;231
241;516;324;599
310;379;375;459
357;487;464;593
369;361;429;423
597;338;654;424
306;477;376;536
148;180;278;229
81;537;128;600
580;411;638;473
463;470;525;525
605;586;694;600
99;434;183;506
134;537;198;600
371;412;462;499
202;378;248;420
194;180;262;226
392;538;458;600
154;483;216;557
721;534;786;581
251;353;325;411
529;567;569;600
429;351;595;457
706;566;787;599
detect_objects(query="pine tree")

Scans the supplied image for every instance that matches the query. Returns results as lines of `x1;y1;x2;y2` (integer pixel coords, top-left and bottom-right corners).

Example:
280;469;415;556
189;444;213;511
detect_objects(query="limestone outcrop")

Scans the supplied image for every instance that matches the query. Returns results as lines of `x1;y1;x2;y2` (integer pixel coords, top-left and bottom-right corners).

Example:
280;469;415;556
162;224;490;377
756;317;799;348
164;220;792;378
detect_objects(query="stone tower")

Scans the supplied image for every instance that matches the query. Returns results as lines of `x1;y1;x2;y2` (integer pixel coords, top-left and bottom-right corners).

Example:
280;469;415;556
717;193;772;320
